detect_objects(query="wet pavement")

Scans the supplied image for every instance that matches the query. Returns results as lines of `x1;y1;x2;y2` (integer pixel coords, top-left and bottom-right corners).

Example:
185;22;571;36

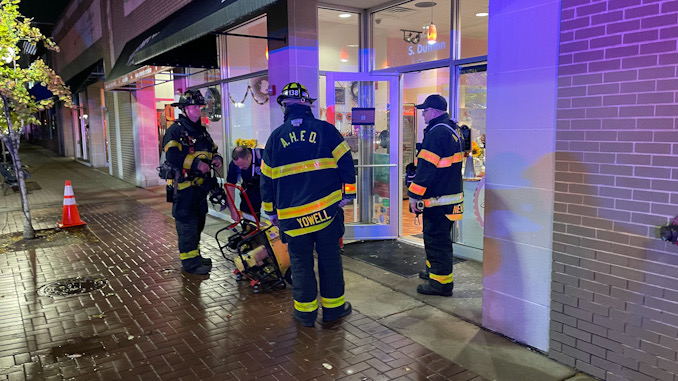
0;146;490;381
0;145;594;381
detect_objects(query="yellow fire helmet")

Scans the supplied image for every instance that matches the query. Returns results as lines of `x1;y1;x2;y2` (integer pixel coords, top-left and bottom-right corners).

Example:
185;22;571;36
276;82;316;106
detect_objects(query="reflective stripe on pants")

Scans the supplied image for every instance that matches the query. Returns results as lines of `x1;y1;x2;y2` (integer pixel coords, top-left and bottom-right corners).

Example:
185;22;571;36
286;211;346;322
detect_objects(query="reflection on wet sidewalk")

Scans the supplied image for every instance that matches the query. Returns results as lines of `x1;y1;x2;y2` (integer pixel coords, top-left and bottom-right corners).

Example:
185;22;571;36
0;196;487;380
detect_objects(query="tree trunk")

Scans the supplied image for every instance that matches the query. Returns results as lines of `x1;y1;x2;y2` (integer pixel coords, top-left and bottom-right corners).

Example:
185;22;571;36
3;131;35;239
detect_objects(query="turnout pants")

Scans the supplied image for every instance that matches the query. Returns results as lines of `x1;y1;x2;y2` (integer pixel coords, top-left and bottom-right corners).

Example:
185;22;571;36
172;186;209;259
423;206;455;291
286;212;346;324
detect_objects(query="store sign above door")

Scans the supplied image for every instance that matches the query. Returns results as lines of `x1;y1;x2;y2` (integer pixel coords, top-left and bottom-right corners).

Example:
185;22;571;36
104;65;171;91
408;41;446;56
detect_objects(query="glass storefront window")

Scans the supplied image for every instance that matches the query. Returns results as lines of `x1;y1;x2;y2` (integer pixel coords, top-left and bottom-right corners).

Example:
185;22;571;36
186;68;220;88
328;79;393;226
458;65;486;154
455;64;486;254
403;68;450;140
200;86;224;155
155;77;175;155
319;8;360;72
459;0;488;58
226;75;270;148
318;74;327;121
373;0;450;69
226;16;268;78
401;68;449;237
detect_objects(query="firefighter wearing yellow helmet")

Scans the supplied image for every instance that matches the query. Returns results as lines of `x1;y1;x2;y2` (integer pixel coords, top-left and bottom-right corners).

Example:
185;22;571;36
261;82;356;327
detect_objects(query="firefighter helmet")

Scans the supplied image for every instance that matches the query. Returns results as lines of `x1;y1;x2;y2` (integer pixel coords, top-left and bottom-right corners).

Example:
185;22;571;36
276;82;316;106
171;90;206;107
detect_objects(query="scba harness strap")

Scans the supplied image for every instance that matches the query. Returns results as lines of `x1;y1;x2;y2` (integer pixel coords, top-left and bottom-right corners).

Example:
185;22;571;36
430;122;462;147
158;120;215;184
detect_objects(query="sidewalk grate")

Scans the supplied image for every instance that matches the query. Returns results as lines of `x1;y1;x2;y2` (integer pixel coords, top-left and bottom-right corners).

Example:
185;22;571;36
37;276;107;297
0;146;489;380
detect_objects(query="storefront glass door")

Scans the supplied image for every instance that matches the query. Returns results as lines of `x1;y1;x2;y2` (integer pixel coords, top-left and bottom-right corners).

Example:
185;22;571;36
324;73;399;240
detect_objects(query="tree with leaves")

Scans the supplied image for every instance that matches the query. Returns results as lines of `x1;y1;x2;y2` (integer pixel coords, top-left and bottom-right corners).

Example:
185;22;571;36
0;0;73;239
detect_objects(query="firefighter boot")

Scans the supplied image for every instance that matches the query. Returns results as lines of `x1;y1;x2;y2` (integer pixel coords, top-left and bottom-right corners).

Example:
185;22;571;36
198;255;212;266
322;302;352;322
182;257;212;275
417;283;453;297
419;270;429;280
293;311;316;327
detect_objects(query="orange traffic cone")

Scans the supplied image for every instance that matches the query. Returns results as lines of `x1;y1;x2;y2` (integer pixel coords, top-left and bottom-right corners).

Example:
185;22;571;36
57;180;86;228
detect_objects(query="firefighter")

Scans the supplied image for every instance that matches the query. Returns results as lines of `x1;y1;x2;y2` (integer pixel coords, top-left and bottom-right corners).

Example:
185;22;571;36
409;94;464;296
162;90;223;275
226;146;263;222
260;82;356;327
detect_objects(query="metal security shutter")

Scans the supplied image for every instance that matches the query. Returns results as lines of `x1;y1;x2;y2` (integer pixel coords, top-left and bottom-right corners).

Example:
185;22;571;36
117;93;137;185
104;92;119;178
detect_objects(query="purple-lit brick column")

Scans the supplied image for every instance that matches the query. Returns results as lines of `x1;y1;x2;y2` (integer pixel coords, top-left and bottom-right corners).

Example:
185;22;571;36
266;0;320;131
131;79;162;187
484;0;560;353
553;1;678;380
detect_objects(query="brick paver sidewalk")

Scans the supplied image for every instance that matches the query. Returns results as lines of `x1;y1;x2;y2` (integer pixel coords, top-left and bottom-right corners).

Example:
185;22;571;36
0;148;486;380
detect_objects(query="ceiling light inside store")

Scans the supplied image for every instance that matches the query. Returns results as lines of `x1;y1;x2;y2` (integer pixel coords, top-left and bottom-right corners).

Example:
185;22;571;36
339;13;352;18
401;29;422;44
414;1;437;7
476;12;489;17
347;44;359;47
340;46;349;62
427;24;437;45
426;3;437;45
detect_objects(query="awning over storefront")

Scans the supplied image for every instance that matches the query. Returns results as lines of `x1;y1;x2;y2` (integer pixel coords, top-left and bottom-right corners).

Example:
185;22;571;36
104;65;172;91
105;13;220;91
105;22;174;91
133;0;276;66
65;60;104;94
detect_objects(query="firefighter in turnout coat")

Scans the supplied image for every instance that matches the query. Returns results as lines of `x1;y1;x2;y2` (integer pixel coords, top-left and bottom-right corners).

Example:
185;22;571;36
409;94;464;296
261;82;356;327
162;90;223;275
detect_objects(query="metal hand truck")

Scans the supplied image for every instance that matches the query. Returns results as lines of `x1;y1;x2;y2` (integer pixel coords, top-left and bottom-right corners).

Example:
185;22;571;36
215;183;291;293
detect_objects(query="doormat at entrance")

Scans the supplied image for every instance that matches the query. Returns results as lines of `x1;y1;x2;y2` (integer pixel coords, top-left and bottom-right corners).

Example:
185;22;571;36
342;240;465;277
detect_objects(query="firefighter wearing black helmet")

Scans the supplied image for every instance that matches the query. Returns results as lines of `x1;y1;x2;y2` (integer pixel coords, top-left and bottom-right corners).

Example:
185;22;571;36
261;82;356;327
162;89;223;275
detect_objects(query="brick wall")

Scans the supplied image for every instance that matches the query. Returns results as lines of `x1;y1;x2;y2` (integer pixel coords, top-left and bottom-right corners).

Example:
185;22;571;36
107;0;191;63
52;0;190;80
553;1;678;380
